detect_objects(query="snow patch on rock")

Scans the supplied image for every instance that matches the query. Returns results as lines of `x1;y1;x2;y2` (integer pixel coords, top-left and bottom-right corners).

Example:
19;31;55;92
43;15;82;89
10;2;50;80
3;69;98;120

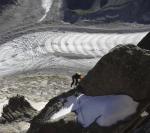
39;0;54;22
51;94;138;127
25;98;47;111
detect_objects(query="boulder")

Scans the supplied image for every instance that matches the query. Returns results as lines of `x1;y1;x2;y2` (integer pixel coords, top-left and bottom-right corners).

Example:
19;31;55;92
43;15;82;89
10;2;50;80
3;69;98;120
79;44;150;101
0;95;37;124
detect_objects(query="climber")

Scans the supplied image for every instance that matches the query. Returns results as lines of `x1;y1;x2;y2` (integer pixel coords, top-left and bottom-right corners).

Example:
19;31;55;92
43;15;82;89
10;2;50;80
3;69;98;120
71;72;84;87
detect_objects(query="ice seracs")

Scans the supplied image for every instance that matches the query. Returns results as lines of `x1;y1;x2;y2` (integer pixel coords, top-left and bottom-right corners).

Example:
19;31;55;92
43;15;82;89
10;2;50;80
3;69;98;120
51;94;139;127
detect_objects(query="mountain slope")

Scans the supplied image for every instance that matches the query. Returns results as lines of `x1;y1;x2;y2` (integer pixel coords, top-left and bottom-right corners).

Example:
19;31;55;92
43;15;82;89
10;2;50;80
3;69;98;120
64;0;150;24
0;0;150;36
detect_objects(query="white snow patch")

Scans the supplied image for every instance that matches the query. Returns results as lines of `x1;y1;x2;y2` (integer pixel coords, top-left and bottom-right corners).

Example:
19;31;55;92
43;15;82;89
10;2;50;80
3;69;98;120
26;98;47;111
0;98;9;117
51;94;139;127
39;0;54;22
141;111;149;117
51;104;74;120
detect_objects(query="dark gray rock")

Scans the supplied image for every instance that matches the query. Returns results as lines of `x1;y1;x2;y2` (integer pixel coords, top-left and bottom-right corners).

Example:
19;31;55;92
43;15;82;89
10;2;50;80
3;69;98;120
27;89;84;133
30;112;83;133
27;88;149;133
0;95;37;124
64;0;150;24
138;32;150;50
133;119;150;133
79;44;150;101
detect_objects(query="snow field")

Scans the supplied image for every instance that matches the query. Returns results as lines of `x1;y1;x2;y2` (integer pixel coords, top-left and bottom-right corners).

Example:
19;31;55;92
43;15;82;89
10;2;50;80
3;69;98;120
51;94;139;127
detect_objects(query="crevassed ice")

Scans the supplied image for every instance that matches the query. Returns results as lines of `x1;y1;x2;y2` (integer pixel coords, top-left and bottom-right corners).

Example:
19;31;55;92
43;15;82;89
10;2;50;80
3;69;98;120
0;31;147;76
51;94;139;127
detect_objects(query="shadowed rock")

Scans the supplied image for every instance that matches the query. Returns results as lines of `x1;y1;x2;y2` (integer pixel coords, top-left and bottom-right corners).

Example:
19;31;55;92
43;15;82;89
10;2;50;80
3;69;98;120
79;44;150;101
0;0;18;12
137;32;150;50
0;95;37;124
64;0;150;24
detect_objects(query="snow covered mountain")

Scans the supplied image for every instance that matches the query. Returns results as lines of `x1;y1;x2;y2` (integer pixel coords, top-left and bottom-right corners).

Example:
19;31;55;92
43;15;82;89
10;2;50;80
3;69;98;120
0;0;63;33
1;0;150;34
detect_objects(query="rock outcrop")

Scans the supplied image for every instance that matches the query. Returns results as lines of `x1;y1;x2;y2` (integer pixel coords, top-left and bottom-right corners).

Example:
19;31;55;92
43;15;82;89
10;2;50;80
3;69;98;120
138;32;150;50
79;44;150;101
0;95;37;124
27;88;150;133
27;89;83;133
0;0;150;36
27;44;150;133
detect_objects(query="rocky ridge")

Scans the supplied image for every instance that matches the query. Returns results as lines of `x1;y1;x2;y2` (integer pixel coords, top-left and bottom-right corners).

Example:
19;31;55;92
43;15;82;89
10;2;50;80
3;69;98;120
27;44;150;133
1;0;150;36
0;95;37;124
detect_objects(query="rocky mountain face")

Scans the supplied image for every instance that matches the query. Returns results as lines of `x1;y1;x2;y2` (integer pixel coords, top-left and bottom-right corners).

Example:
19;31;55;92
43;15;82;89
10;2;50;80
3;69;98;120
27;44;150;133
79;44;150;101
1;0;150;34
0;0;63;33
